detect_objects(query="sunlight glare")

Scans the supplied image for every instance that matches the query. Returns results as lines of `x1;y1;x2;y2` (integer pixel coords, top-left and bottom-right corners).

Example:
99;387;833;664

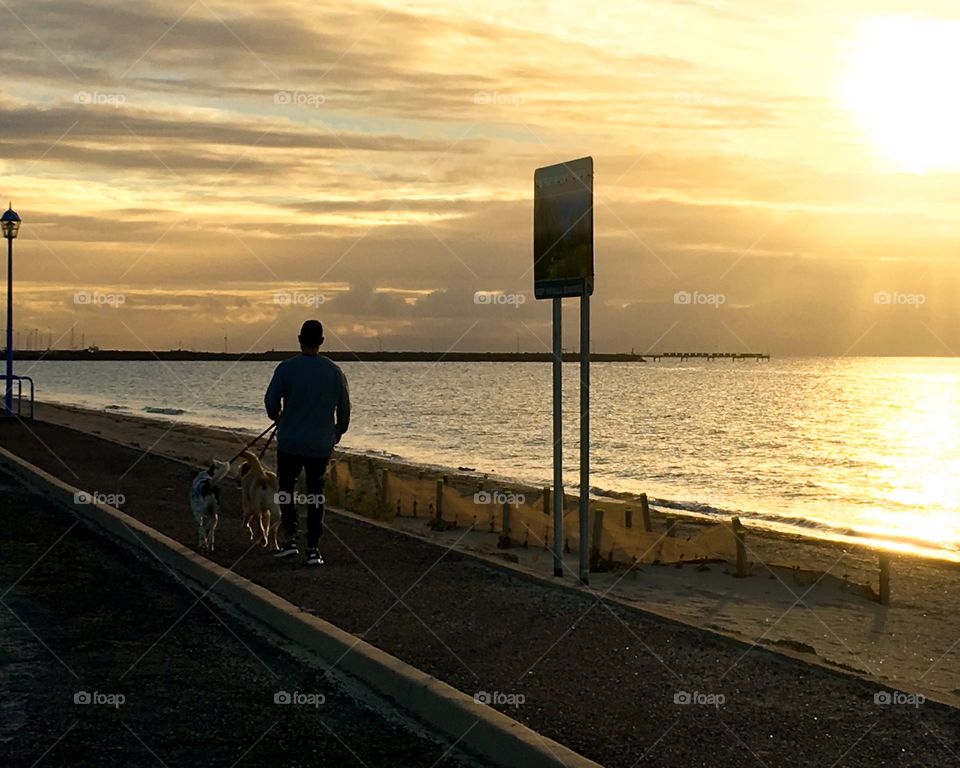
842;17;960;173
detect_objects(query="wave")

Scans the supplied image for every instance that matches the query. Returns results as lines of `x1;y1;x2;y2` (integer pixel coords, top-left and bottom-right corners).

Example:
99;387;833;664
207;402;264;413
583;484;865;541
143;406;189;416
651;496;851;532
614;494;959;555
355;447;406;461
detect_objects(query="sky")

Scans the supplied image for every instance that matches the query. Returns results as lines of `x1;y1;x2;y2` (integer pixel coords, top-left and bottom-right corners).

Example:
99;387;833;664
3;0;960;355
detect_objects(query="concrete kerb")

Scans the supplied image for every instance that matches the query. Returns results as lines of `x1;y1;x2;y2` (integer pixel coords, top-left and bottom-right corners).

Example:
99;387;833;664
0;446;603;768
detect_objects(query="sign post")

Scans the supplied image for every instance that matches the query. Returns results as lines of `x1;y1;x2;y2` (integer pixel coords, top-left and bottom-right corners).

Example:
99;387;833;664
534;157;594;584
579;290;589;584
552;297;563;577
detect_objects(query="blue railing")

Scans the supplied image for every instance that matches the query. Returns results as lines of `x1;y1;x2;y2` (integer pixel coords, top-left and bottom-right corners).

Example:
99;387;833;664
1;375;35;419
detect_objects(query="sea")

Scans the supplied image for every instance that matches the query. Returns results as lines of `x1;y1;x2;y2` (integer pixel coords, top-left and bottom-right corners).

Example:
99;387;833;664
19;356;960;560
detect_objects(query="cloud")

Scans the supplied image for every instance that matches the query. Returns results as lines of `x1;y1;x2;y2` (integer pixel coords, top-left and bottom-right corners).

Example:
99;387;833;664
3;0;960;354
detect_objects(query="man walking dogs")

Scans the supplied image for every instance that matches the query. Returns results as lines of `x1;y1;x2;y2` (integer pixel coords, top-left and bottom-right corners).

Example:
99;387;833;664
265;320;351;567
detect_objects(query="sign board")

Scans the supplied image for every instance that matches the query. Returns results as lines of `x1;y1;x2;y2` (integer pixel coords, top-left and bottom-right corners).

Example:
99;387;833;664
533;156;594;299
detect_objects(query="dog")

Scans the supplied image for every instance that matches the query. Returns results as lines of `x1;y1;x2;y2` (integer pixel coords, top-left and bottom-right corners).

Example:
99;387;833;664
237;451;282;551
189;460;231;553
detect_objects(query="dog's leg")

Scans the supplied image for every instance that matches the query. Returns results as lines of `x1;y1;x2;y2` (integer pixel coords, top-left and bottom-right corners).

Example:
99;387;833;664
259;511;270;547
269;520;280;551
209;516;217;552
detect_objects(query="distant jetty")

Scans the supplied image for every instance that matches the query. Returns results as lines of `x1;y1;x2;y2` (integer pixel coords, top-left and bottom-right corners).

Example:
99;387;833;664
11;349;770;363
648;352;770;362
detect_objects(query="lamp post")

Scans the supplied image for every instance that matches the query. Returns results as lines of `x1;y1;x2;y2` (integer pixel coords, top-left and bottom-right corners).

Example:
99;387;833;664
1;203;21;416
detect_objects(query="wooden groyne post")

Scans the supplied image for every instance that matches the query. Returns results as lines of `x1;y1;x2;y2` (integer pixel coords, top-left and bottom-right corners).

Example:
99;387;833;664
498;492;512;548
879;554;891;606
665;516;678;538
640;493;652;532
327;459;339;506
732;516;748;577
434;477;444;522
428;475;457;531
589;508;605;572
380;467;390;515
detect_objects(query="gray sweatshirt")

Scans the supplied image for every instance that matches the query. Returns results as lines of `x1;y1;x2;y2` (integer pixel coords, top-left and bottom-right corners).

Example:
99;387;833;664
264;354;351;458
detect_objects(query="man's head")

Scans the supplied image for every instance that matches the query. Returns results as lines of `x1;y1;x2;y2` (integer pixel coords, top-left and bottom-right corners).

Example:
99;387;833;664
298;320;324;353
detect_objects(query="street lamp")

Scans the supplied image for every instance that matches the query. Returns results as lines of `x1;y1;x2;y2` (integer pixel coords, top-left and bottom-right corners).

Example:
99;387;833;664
2;203;21;416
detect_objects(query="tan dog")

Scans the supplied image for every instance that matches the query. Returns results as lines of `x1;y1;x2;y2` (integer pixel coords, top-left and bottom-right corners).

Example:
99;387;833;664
238;451;282;550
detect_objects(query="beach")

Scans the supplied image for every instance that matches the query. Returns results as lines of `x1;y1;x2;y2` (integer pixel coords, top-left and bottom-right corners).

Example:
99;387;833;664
2;403;959;766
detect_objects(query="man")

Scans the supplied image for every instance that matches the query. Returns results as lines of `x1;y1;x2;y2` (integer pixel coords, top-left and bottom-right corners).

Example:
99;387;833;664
264;320;350;567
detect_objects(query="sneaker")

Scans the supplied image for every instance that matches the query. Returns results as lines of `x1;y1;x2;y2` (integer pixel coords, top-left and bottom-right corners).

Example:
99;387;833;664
274;540;299;559
305;549;324;567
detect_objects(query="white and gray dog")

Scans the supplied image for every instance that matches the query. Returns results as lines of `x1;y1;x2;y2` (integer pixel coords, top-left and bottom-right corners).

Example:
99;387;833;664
189;460;231;553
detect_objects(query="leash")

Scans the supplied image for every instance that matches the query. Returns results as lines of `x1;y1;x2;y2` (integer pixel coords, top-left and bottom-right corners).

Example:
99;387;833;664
258;424;277;459
226;422;278;465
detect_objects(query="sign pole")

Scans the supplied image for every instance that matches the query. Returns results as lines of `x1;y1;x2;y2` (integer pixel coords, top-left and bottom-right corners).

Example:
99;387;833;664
579;291;590;584
534;156;593;581
552;296;564;577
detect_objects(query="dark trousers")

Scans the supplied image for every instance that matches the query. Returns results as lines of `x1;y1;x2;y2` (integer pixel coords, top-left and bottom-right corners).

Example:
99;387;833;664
277;450;330;549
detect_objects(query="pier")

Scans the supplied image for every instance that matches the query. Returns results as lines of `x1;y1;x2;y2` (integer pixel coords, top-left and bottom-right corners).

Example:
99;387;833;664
648;352;770;362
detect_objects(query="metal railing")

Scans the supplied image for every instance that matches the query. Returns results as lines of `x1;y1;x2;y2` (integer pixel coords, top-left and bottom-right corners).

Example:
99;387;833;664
1;375;35;419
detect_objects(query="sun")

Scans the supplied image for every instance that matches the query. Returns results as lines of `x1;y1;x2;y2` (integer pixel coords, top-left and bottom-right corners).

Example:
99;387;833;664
841;16;960;173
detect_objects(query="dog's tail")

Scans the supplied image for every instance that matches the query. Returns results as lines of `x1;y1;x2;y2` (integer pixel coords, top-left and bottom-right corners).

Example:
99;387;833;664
211;461;231;482
239;451;270;482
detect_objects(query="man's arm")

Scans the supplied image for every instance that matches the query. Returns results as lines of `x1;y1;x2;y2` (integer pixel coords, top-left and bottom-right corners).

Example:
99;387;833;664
264;365;285;422
335;368;351;442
